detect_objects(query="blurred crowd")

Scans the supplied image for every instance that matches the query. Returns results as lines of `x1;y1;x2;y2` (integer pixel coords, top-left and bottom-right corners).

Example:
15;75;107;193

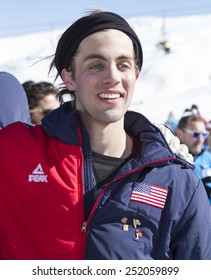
164;104;211;204
0;72;60;128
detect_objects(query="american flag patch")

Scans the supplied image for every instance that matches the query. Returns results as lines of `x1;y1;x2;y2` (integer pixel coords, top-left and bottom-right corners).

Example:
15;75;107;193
130;182;168;209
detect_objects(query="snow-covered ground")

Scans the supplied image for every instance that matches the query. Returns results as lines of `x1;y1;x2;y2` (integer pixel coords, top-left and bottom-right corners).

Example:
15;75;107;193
1;13;211;123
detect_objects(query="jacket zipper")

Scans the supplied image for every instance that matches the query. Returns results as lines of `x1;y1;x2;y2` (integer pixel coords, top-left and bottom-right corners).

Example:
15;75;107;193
81;156;176;234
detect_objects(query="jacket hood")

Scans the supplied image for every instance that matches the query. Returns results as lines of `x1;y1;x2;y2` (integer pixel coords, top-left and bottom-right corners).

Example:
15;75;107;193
42;101;194;169
0;72;31;128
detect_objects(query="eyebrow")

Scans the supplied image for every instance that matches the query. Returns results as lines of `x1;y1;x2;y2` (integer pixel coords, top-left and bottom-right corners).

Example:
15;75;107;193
84;53;134;62
84;53;106;62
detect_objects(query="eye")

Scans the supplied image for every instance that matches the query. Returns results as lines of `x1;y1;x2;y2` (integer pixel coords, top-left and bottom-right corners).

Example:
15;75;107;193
89;63;103;70
118;61;131;71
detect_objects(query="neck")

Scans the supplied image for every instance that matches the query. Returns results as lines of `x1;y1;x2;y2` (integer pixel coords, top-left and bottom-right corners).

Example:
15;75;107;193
86;120;133;158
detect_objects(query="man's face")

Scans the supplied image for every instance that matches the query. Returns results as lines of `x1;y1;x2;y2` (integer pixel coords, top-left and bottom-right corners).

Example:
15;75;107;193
62;29;139;126
177;120;208;155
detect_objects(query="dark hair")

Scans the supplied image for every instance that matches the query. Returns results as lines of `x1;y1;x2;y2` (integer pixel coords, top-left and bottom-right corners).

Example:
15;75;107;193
177;115;205;130
51;10;142;76
49;9;142;100
22;80;35;92
24;81;58;110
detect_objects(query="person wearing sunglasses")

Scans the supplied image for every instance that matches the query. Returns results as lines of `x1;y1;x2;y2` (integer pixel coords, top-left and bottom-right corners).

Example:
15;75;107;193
176;114;211;204
23;81;60;125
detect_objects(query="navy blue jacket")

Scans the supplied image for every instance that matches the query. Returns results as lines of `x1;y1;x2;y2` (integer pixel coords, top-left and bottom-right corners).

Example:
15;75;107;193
43;103;211;259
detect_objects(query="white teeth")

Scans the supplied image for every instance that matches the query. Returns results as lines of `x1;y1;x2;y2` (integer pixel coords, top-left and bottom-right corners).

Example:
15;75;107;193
99;93;121;99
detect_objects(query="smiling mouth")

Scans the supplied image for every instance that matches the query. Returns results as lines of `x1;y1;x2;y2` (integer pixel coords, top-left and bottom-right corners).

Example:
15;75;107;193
98;93;122;99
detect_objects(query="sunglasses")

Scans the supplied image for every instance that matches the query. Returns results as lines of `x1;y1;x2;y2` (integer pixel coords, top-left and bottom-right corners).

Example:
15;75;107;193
30;108;53;116
183;128;209;139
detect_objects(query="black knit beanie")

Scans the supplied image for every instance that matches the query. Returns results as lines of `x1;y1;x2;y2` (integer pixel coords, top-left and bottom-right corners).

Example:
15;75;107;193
54;11;143;76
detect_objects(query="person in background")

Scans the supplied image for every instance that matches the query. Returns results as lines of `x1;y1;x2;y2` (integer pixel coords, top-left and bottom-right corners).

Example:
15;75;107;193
0;10;210;260
205;120;211;150
22;80;35;92
164;111;178;134
176;114;211;204
182;104;207;124
23;81;60;125
0;71;31;129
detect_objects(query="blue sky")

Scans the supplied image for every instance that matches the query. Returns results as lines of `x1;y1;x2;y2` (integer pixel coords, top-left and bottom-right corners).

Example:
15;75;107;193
1;0;211;37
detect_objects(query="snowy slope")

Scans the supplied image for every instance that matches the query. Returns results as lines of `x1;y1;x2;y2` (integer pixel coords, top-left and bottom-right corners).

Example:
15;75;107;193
0;14;211;123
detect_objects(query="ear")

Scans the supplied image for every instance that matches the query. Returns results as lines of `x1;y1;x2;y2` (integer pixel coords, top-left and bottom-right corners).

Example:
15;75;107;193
61;69;76;91
135;70;140;80
176;128;183;139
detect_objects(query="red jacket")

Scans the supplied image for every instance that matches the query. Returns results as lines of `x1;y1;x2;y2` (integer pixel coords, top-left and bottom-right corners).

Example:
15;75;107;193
0;123;86;259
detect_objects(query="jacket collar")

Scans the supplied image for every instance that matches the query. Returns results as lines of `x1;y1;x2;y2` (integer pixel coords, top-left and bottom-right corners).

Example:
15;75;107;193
42;102;192;168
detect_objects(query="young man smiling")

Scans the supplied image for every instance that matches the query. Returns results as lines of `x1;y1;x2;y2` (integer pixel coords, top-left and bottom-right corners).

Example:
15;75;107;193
0;10;211;260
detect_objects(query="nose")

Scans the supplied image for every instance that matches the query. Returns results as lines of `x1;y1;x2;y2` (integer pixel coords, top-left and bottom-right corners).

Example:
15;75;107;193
102;64;121;85
195;134;205;143
199;134;205;141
